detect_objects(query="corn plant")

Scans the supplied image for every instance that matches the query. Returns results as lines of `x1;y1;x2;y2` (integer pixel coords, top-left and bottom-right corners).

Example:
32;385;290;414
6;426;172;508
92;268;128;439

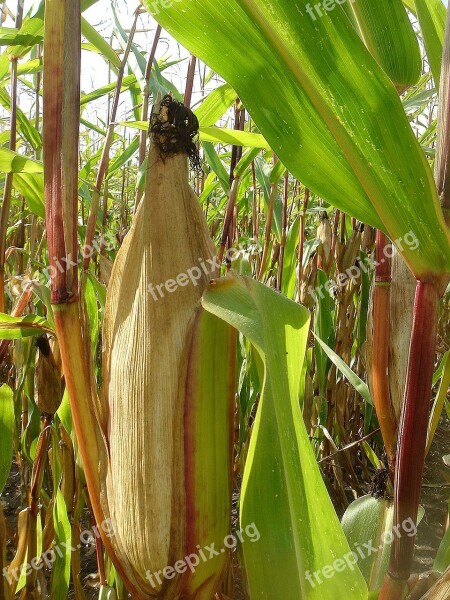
0;0;449;599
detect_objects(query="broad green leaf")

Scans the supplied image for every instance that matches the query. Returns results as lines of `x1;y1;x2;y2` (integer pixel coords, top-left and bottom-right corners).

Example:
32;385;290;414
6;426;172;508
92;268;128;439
17;57;42;76
342;497;425;591
3;17;44;59
81;74;137;105
414;0;446;88
0;148;43;174
0;385;14;495
107;137;140;179
194;82;236;126
202;141;230;194
314;333;373;406
14;172;45;219
427;351;450;455
145;0;450;278
0;313;53;339
118;120;268;148
342;495;394;591
202;275;368;600
234;147;261;177
200;127;270;148
434;519;450;574
81;17;121;69
349;0;421;89
51;490;72;599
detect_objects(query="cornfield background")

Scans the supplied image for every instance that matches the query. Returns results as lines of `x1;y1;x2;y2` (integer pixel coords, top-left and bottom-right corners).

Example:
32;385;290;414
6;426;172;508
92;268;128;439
0;1;449;599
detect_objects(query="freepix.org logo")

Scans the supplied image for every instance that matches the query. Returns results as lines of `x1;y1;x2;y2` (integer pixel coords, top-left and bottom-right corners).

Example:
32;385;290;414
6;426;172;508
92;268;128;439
306;0;356;21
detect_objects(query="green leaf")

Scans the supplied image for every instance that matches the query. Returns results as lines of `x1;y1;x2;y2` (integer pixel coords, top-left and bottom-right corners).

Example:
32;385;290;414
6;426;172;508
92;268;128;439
81;17;121;69
99;587;118;600
413;0;446;88
107;137;140;179
2;17;44;59
51;490;72;599
119;121;268;148
14;172;45;219
313;333;373;406
427;351;450;455
202;275;368;599
194;82;236;126
0;148;43;174
434;510;450;574
145;0;450;279
314;270;335;400
200;126;270;148
342;495;394;591
202;141;230;194
0;385;14;495
81;74;137;106
0;313;53;339
349;0;421;89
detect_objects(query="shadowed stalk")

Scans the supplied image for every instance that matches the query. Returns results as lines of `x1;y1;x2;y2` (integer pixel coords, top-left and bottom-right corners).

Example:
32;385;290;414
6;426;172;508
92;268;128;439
184;54;197;107
218;100;245;266
372;230;397;470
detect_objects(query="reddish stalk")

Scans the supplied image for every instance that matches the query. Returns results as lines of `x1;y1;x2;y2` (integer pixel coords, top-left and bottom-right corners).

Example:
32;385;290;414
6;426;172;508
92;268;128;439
380;281;440;596
218;101;245;265
184;54;197;107
297;187;309;299
372;230;397;469
43;5;146;597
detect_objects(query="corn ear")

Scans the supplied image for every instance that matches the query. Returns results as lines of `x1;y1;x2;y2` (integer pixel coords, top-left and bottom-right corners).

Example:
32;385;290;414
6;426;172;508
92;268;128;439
100;99;235;598
34;336;63;416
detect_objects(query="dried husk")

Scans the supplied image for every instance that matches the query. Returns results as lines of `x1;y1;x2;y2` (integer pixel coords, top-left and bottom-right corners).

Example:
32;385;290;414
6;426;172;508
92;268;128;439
34;336;63;415
99;106;234;598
